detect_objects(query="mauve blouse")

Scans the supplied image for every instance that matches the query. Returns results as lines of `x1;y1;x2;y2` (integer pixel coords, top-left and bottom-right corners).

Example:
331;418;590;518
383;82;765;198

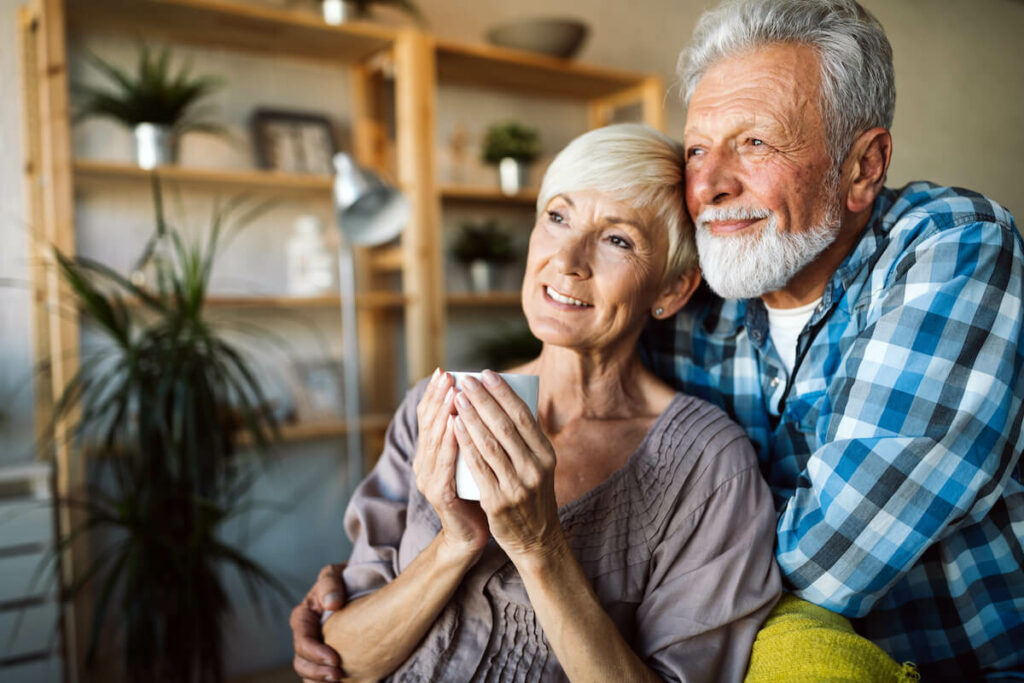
342;381;781;682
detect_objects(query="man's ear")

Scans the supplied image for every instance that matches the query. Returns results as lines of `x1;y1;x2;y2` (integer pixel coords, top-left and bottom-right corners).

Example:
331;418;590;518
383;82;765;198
844;127;892;214
652;266;702;319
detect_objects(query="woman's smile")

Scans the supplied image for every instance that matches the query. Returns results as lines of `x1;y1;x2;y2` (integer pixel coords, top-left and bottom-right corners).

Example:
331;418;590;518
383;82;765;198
544;285;594;309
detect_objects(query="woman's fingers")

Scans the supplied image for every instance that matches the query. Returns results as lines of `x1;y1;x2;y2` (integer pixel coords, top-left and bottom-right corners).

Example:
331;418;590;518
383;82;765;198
456;376;534;473
415;371;454;468
454;415;499;497
453;392;522;492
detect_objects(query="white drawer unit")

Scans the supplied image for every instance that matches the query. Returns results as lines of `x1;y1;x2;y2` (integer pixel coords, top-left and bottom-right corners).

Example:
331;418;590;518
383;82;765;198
0;464;63;681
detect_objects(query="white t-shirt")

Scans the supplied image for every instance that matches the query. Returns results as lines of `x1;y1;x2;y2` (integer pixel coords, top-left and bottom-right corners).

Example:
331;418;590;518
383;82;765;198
764;297;822;375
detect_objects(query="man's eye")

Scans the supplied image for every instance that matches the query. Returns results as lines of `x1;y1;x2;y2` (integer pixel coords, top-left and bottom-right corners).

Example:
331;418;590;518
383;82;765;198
547;211;566;224
750;138;765;147
686;147;704;159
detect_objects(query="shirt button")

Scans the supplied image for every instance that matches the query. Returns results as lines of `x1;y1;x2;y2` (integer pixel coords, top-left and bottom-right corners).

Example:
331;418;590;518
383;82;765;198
770;377;780;387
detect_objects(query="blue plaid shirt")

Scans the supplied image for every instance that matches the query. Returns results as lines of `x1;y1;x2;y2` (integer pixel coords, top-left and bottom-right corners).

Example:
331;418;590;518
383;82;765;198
641;182;1024;679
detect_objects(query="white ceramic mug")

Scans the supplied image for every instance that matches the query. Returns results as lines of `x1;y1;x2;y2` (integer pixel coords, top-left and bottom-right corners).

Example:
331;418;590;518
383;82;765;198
449;371;540;500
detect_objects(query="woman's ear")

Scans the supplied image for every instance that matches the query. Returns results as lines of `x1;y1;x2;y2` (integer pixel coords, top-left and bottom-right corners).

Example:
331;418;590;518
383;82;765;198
652;266;701;319
844;127;892;214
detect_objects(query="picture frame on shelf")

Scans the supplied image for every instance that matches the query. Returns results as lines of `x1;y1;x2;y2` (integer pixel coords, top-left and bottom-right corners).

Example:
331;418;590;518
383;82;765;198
289;359;345;421
250;108;338;174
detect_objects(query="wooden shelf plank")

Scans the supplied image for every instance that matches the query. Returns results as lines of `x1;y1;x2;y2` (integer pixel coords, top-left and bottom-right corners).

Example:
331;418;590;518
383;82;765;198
440;184;538;205
106;293;408;310
206;292;408;309
435;39;647;99
264;414;393;445
66;0;396;64
446;291;521;307
74;160;333;195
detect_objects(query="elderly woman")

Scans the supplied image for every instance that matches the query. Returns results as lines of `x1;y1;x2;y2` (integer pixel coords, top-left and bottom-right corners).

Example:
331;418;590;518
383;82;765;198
294;124;781;682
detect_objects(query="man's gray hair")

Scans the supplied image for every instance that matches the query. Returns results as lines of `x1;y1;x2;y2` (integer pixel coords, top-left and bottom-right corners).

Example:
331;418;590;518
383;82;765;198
679;0;895;166
537;123;697;282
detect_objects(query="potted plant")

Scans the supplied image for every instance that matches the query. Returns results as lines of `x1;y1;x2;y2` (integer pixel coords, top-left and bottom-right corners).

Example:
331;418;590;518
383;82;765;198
320;0;423;25
451;220;515;292
75;45;225;169
481;122;541;195
47;180;288;682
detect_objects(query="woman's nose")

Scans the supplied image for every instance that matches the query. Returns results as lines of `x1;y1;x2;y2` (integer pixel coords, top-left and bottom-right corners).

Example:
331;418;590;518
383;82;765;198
687;147;743;208
552;235;592;278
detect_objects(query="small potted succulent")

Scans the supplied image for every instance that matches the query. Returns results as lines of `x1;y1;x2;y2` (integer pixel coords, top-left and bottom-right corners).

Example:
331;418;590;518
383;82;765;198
452;220;515;292
75;45;225;169
481;122;541;195
321;0;423;25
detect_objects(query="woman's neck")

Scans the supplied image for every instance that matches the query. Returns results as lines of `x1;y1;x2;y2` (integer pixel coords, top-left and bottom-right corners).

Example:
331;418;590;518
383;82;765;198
517;340;660;435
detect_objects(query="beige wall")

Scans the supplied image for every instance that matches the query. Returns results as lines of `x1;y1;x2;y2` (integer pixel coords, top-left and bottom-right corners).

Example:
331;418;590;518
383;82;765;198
426;0;1024;220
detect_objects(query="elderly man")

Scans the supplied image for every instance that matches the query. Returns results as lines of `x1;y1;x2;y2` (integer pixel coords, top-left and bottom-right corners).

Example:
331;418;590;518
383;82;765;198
292;0;1023;680
641;0;1022;679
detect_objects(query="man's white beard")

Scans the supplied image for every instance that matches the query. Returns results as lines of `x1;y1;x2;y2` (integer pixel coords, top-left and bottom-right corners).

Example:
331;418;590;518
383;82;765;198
696;203;841;300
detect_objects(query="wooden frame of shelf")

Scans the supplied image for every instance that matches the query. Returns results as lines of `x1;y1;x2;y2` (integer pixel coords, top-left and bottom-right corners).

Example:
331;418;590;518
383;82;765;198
241;414;392;446
73;159;333;194
440;184;538;204
66;0;396;63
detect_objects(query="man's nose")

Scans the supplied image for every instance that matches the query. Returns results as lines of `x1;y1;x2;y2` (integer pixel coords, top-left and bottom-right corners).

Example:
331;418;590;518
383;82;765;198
688;147;742;207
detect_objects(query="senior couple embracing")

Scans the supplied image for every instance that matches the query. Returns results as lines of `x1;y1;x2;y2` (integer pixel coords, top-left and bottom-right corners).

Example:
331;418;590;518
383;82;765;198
290;1;1024;680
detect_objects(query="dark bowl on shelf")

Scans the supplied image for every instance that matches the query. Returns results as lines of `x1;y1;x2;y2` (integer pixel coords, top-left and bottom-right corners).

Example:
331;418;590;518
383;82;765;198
485;18;589;59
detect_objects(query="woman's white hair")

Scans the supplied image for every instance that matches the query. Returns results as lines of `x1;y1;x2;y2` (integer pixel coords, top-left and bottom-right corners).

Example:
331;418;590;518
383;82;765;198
536;123;696;283
679;0;895;167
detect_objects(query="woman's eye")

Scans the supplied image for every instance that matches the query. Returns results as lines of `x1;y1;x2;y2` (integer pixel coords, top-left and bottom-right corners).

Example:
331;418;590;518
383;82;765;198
547;210;566;224
749;138;765;147
608;235;632;250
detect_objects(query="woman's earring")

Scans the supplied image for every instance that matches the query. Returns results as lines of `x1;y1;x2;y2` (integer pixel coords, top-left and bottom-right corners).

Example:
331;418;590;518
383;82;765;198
654;307;664;317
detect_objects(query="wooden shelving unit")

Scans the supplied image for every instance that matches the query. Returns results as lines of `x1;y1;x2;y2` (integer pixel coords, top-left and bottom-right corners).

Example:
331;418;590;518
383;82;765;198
18;1;665;678
440;184;538;205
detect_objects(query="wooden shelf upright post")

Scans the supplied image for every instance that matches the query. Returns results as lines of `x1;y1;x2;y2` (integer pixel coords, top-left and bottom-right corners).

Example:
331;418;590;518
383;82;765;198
395;29;443;379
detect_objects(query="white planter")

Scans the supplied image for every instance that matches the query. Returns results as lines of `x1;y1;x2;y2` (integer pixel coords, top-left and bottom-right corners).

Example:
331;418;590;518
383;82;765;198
497;157;528;195
322;0;353;24
133;123;175;169
468;260;498;293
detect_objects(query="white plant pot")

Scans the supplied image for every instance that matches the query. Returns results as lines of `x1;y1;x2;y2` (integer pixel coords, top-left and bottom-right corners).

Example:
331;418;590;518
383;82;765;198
133;123;175;170
468;260;498;293
497;157;528;195
322;0;353;24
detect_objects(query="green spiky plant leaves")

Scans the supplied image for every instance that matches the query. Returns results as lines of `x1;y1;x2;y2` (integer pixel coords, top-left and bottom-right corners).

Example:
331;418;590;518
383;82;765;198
75;45;225;135
451;220;515;265
50;180;289;683
481;122;541;164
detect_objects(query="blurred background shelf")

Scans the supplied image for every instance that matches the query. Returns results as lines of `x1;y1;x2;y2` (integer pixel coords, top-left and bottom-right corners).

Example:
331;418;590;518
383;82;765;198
244;414;392;446
66;0;397;64
73;159;334;195
440;184;538;204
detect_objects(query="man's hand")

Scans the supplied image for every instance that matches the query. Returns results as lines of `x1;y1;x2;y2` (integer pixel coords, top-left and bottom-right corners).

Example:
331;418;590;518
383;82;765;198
291;563;346;682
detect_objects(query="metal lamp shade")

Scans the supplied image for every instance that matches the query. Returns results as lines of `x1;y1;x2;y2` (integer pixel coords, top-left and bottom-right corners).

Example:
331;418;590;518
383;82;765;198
332;153;409;493
333;153;409;246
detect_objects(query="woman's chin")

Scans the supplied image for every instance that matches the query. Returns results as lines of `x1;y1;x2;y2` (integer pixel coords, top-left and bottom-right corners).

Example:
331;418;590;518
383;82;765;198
527;319;587;350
